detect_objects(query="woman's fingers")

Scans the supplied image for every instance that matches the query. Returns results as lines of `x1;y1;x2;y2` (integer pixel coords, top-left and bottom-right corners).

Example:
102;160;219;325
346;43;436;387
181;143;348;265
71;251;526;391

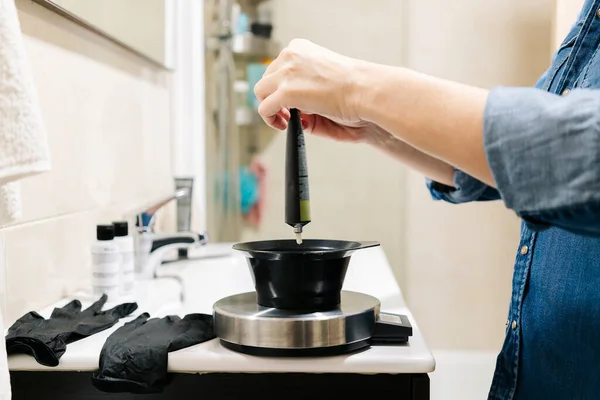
254;69;291;129
271;114;288;130
299;112;315;131
280;107;291;121
253;70;280;103
262;54;286;77
260;110;287;130
255;42;316;128
258;89;286;127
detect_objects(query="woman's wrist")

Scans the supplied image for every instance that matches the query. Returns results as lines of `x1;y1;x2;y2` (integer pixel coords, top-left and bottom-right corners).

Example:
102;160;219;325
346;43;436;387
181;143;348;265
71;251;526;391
361;123;400;148
350;61;398;123
347;59;381;123
361;123;456;187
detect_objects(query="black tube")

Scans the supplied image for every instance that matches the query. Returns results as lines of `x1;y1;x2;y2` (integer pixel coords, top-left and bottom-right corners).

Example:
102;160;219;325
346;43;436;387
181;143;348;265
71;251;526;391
285;109;311;232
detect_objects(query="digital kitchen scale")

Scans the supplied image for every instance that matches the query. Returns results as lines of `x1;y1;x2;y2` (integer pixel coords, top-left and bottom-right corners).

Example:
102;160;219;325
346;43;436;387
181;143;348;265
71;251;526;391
213;291;413;357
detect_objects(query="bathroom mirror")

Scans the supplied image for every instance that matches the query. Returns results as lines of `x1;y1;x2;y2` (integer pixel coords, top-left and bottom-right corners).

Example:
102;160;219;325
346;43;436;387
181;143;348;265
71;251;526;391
32;0;172;68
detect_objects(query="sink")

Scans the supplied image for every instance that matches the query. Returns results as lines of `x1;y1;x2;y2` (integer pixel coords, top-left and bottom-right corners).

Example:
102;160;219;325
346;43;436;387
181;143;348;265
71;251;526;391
153;243;255;317
184;242;239;260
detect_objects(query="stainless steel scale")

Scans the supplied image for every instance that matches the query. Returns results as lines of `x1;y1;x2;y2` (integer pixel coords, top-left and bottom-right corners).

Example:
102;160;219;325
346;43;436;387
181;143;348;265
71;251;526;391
212;110;413;357
213;290;413;357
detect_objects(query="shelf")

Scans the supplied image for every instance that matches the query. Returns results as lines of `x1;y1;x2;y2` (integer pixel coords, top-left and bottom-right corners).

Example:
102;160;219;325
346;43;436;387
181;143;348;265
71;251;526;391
236;107;262;126
237;0;270;14
232;34;279;58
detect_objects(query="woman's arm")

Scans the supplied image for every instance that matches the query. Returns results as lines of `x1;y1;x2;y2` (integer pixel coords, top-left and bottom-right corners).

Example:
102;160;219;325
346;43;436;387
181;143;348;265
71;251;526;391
363;124;455;187
355;64;493;187
357;65;600;235
255;39;492;188
255;39;600;235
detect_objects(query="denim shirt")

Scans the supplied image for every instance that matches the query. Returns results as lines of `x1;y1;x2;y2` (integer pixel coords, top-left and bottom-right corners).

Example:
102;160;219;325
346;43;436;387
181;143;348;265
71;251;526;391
427;1;600;399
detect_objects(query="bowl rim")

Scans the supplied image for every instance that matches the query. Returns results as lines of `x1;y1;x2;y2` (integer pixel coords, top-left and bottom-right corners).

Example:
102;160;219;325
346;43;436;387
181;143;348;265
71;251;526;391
231;239;380;259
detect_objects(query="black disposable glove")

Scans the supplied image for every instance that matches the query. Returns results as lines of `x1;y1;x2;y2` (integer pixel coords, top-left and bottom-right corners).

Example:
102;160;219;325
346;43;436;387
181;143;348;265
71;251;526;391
6;294;138;367
91;312;215;394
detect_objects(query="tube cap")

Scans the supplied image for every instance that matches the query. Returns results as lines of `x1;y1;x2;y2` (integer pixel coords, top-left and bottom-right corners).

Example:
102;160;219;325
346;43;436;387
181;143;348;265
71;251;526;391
97;225;115;241
112;221;128;237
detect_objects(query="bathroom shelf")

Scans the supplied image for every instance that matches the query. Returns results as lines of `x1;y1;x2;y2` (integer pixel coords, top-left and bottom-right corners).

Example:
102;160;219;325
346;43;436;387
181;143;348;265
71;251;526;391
232;34;280;58
238;0;269;14
236;107;262;126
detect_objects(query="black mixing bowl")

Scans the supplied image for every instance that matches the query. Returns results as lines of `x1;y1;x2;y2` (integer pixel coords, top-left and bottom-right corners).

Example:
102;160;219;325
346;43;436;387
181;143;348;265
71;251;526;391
232;239;380;311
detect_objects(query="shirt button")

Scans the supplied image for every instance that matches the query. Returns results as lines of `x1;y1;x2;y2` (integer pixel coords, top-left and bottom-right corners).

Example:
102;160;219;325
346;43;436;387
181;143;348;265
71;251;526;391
597;8;600;18
520;245;529;255
511;320;517;330
562;88;571;96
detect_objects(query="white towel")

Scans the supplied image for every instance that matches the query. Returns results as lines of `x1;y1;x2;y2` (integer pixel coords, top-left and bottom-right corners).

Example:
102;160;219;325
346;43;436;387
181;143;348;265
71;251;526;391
0;0;51;226
0;0;51;398
0;183;20;223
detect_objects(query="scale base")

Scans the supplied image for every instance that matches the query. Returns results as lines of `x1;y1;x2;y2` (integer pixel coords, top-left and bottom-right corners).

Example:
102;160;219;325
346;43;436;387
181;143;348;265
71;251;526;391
220;339;371;357
214;291;413;357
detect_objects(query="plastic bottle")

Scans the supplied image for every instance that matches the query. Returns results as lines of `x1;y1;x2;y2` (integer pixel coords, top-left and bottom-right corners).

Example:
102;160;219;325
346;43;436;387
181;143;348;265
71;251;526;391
113;221;135;297
90;225;121;300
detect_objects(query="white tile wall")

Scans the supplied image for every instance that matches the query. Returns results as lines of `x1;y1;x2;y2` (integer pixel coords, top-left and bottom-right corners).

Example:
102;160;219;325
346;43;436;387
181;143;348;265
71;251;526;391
0;1;173;322
404;0;554;349
3;210;103;322
553;0;585;50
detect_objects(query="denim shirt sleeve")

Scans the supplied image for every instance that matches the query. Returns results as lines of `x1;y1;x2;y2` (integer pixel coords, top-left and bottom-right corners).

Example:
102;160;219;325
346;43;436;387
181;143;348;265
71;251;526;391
484;86;600;236
426;170;500;204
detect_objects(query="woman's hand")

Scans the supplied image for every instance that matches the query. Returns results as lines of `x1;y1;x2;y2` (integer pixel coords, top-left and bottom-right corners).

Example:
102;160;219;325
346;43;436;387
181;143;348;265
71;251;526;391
254;38;367;133
308;115;456;187
254;38;487;187
301;115;374;144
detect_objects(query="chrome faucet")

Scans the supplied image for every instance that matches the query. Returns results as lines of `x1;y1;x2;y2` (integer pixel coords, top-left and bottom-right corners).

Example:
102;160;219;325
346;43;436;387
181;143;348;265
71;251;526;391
129;179;207;301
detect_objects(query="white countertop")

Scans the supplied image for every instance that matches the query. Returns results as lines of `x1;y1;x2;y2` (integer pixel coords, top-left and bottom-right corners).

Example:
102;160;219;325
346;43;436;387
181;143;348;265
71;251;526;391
7;243;435;375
